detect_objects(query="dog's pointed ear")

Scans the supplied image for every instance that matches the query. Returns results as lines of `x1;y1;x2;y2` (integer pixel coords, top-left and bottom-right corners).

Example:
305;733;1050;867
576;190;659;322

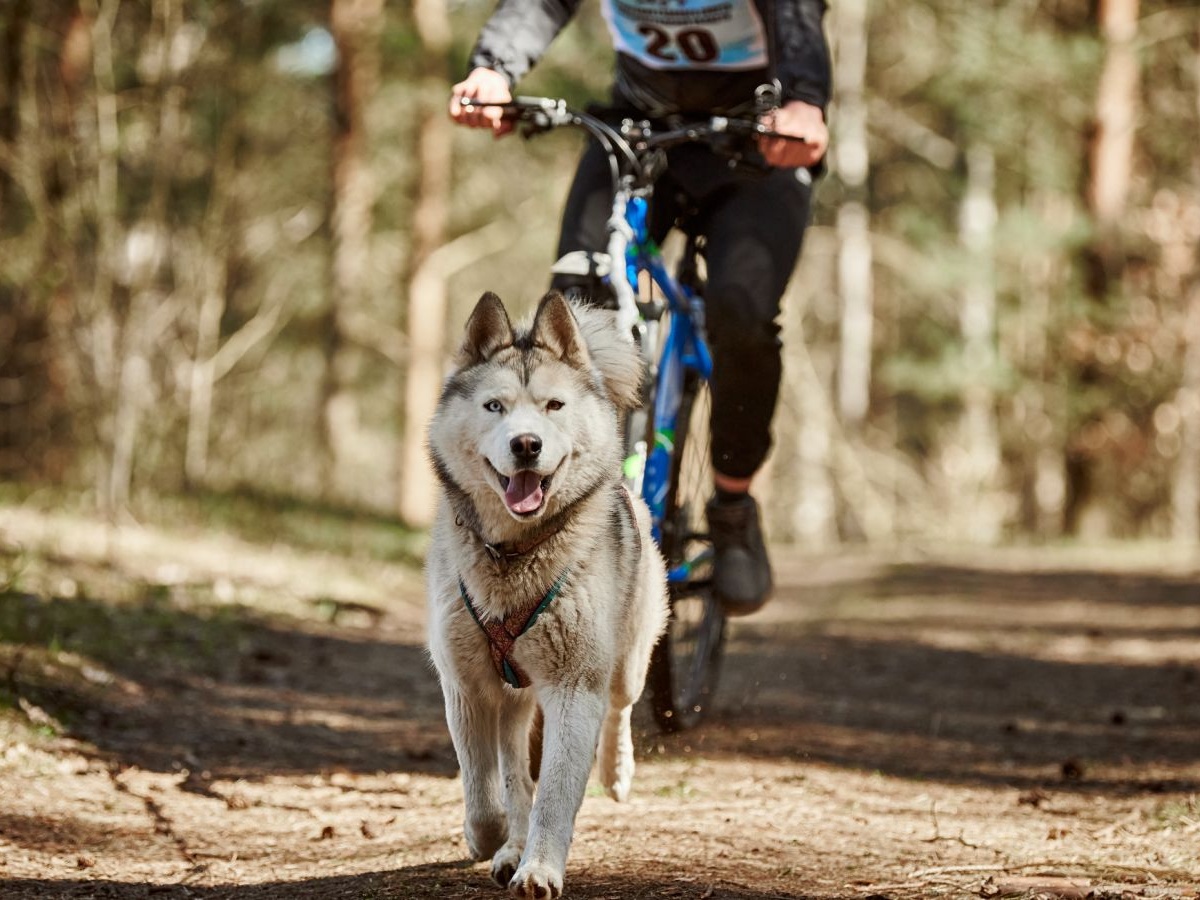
531;291;590;368
458;292;514;366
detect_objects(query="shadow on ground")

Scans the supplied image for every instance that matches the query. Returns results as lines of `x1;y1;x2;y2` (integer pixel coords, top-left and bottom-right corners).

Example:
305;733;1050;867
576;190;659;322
667;562;1200;792
0;868;830;900
862;563;1200;607
4;557;1200;794
0;587;456;780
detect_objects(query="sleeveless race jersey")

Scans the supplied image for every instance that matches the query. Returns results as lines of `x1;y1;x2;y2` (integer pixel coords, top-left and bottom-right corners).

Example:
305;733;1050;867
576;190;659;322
602;0;769;72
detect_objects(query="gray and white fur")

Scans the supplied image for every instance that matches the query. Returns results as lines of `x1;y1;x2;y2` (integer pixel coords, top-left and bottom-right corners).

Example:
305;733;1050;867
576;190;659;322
426;291;669;899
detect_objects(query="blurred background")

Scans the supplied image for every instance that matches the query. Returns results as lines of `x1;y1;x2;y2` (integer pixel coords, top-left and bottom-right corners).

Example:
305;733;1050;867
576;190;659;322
1;0;1198;551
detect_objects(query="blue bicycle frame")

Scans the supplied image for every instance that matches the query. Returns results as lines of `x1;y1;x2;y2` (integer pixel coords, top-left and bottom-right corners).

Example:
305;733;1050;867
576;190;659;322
618;196;714;580
462;94;770;731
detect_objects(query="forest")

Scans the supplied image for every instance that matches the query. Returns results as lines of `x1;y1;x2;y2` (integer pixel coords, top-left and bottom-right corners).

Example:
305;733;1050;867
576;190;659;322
1;0;1198;549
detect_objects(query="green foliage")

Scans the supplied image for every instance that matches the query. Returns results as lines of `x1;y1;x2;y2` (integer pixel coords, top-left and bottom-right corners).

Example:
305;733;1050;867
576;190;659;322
1152;795;1200;830
143;486;426;564
0;586;248;678
2;0;1198;541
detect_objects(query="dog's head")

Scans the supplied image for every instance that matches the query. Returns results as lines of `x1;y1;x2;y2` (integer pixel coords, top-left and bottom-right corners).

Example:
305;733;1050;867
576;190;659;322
429;291;643;525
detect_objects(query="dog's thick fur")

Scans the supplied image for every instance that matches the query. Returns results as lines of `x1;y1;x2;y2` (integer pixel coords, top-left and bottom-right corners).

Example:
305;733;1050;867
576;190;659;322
426;291;668;899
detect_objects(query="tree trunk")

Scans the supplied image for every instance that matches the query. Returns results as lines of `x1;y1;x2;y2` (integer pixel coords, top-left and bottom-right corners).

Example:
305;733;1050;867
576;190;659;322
1087;0;1139;236
952;144;1003;543
761;259;839;546
83;0;133;516
832;0;872;429
397;0;451;526
1173;286;1200;543
184;244;229;487
1066;0;1140;535
830;0;884;542
0;0;61;480
1171;42;1200;544
0;0;31;219
790;336;841;547
177;7;238;488
323;0;383;501
1012;191;1071;539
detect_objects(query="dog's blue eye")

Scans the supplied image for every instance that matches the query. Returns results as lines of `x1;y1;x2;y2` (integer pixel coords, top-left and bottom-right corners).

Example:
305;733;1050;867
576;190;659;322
547;399;564;412
484;399;504;413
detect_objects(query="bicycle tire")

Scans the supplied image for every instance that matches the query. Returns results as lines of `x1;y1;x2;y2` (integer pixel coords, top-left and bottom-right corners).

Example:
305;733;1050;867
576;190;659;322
647;368;727;733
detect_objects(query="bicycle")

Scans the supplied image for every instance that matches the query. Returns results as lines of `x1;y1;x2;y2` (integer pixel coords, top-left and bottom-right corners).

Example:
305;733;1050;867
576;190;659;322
463;92;798;732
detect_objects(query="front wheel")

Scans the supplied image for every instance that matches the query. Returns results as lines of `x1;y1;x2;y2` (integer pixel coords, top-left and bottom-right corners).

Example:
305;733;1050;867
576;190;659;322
647;371;726;732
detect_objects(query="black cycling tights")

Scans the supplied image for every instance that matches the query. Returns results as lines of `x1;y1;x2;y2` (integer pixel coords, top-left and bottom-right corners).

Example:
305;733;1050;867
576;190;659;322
551;139;813;480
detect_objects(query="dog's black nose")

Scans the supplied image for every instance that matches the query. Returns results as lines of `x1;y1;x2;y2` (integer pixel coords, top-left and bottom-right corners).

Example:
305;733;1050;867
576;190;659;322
510;433;542;461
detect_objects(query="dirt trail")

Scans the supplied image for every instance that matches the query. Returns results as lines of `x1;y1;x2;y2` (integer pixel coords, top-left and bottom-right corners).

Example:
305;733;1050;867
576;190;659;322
1;513;1198;899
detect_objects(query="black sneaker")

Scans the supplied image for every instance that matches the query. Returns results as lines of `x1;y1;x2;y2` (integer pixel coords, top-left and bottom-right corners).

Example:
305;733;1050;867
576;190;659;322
706;494;773;617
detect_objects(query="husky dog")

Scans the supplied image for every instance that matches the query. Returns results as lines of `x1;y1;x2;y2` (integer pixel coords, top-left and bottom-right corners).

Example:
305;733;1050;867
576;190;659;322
426;291;668;899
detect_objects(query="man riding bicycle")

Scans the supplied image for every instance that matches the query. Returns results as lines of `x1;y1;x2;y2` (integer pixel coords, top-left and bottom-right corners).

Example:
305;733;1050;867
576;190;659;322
449;0;831;617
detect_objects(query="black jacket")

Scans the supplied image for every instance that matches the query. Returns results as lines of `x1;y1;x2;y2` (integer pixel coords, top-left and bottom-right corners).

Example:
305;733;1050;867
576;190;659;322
469;0;830;118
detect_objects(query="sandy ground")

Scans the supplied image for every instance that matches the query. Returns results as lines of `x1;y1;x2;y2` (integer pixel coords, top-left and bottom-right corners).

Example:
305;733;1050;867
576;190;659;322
1;509;1198;899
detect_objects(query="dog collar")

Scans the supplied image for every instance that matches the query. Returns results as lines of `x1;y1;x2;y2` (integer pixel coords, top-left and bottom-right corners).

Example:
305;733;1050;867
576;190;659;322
457;482;636;568
455;515;563;570
458;569;571;689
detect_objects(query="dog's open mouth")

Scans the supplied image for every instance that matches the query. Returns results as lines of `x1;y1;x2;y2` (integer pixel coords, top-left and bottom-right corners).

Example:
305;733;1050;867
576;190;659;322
499;469;552;516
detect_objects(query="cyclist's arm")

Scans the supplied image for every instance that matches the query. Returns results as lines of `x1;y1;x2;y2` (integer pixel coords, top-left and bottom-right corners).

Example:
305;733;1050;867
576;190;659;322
450;0;582;134
759;0;831;169
773;0;832;113
470;0;583;89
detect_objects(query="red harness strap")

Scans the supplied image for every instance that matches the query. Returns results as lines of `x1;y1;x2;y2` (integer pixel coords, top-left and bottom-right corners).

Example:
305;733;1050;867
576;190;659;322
458;569;571;689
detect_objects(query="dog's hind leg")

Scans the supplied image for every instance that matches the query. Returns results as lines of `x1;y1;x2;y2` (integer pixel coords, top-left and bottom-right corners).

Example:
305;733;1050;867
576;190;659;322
444;686;508;861
599;642;654;802
597;700;634;802
508;685;605;900
491;690;537;889
599;587;662;803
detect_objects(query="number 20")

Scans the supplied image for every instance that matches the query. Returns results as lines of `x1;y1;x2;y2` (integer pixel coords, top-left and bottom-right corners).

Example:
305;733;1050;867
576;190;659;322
638;25;719;64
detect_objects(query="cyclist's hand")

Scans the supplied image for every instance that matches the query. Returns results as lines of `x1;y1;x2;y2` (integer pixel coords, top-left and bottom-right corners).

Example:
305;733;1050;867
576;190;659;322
449;67;514;137
759;100;828;169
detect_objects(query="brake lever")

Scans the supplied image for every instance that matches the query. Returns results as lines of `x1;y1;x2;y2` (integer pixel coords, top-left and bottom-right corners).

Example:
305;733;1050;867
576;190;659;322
754;80;782;117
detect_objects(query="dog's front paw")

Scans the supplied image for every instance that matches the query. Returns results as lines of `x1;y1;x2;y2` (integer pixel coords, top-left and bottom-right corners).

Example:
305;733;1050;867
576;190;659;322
508;860;563;899
490;840;524;888
464;815;507;861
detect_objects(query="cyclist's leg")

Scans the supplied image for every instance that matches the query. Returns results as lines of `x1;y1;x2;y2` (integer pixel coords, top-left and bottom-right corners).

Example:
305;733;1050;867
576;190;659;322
550;141;619;308
699;166;814;615
551;140;685;308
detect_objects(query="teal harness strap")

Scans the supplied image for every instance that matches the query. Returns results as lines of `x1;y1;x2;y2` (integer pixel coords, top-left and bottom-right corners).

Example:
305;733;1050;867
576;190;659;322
521;569;570;633
458;569;571;689
458;580;486;629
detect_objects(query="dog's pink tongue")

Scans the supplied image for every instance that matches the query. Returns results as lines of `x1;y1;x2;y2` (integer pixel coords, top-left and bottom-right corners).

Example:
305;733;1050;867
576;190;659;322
505;470;543;514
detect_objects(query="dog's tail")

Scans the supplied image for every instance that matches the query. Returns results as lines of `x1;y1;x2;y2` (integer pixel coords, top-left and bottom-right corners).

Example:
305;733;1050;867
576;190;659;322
529;705;544;782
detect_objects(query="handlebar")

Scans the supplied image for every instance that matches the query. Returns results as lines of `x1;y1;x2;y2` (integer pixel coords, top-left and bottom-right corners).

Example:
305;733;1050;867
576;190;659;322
457;96;805;185
455;95;808;337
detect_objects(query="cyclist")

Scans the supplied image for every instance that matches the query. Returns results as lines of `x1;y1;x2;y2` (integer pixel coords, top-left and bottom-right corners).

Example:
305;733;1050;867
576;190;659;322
449;0;830;616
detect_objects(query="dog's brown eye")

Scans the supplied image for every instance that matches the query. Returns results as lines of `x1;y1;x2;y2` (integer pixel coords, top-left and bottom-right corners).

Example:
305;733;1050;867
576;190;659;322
546;399;564;412
484;399;504;413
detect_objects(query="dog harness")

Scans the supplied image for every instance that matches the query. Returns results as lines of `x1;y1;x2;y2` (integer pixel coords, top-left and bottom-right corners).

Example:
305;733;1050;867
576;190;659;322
458;569;571;689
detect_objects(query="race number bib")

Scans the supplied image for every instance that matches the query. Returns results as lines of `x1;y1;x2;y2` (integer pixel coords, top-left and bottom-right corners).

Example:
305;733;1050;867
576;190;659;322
602;0;769;71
